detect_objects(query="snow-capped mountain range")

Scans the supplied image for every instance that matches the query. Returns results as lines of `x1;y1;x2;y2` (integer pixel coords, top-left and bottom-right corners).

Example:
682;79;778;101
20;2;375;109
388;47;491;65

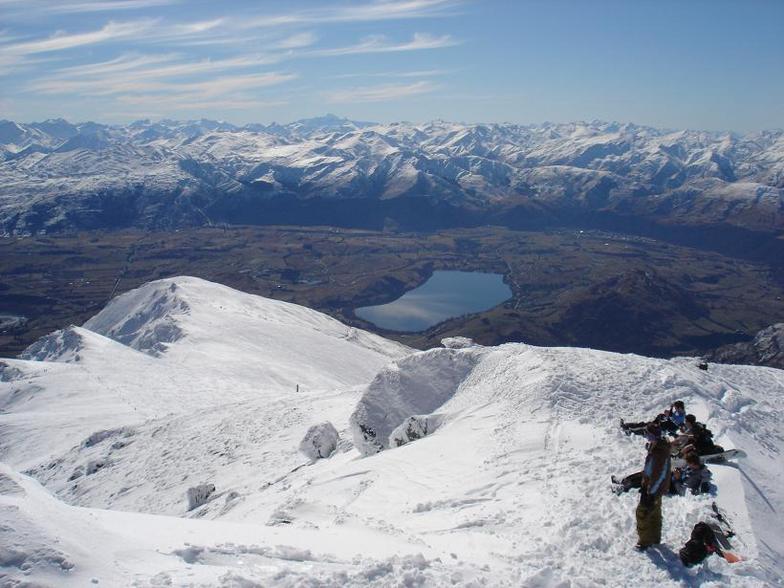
1;116;783;234
1;277;783;585
708;323;784;369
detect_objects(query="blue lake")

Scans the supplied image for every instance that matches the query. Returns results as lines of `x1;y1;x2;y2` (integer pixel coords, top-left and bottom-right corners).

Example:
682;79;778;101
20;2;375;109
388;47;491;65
355;270;512;332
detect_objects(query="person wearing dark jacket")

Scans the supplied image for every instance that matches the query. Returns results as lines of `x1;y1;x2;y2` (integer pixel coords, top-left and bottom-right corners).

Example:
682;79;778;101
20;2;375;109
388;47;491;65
671;414;701;455
672;453;712;495
672;415;723;457
636;423;672;550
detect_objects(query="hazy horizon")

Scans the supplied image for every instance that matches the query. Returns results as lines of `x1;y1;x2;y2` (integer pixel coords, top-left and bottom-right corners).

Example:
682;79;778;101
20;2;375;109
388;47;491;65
1;0;783;132
7;113;784;136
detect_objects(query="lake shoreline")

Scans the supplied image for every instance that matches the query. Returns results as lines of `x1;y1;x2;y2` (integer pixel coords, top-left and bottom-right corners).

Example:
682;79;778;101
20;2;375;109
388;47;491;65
355;271;513;332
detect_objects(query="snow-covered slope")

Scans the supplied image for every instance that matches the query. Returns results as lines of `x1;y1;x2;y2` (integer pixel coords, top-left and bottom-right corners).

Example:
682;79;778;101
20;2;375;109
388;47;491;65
1;277;783;586
1;118;783;234
0;276;408;479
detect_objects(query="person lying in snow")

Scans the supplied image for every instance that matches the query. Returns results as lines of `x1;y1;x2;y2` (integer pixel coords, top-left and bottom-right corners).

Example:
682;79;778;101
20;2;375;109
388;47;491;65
679;522;717;566
635;423;672;551
679;506;743;567
612;450;712;496
621;400;686;437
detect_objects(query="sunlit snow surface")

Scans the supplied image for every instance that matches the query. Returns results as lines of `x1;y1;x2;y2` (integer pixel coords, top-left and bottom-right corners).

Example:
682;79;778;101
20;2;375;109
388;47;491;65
1;277;783;586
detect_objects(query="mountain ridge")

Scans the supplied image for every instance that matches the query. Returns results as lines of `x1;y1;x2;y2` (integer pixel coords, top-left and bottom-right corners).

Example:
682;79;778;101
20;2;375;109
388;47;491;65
2;117;783;236
1;276;783;585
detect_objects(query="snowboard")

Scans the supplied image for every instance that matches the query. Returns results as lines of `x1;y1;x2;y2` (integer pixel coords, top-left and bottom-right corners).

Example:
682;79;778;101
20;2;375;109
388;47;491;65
709;502;743;563
701;448;746;464
673;448;746;468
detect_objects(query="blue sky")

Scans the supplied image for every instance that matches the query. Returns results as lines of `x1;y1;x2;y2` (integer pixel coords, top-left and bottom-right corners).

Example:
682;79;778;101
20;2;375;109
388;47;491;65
0;0;782;130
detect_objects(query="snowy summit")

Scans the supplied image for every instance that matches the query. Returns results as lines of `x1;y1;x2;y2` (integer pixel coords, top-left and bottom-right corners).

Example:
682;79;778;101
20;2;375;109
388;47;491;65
1;277;783;586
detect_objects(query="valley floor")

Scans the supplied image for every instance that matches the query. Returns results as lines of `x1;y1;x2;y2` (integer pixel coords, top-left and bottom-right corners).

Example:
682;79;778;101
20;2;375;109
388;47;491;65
3;225;783;360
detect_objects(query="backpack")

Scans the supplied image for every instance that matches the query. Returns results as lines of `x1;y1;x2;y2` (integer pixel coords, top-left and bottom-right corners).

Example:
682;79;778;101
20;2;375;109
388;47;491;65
694;425;722;455
679;522;717;566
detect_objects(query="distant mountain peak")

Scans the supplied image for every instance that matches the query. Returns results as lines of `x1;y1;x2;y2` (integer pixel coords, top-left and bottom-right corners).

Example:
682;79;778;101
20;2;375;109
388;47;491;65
289;113;377;131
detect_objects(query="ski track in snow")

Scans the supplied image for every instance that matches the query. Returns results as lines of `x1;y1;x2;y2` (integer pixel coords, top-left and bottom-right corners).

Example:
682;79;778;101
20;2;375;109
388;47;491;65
1;276;783;586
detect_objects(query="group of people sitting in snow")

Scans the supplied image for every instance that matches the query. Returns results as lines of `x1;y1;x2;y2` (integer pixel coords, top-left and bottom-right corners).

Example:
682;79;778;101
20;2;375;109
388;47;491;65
614;401;724;552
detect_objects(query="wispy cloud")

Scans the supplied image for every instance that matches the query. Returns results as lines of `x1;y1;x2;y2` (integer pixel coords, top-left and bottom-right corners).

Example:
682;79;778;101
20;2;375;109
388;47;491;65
50;52;280;81
35;28;451;92
0;3;460;63
275;32;318;50
117;94;286;110
51;52;178;77
240;0;461;28
118;18;230;45
333;69;452;79
0;0;179;17
326;80;438;103
2;20;156;55
2;0;461;28
0;0;464;119
312;33;458;57
164;18;225;36
0;29;25;44
51;0;181;12
0;53;56;76
0;17;231;57
166;72;297;97
31;71;297;97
